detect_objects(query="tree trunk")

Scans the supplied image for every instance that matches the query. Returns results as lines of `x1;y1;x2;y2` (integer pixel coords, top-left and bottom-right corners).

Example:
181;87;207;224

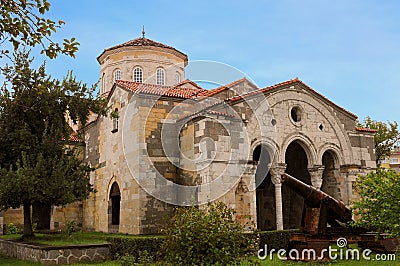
23;202;33;237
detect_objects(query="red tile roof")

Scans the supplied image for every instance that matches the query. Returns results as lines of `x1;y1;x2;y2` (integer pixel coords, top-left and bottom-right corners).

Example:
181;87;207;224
62;132;84;143
97;37;188;63
175;79;204;91
225;78;358;119
197;77;258;98
355;127;378;133
116;80;206;99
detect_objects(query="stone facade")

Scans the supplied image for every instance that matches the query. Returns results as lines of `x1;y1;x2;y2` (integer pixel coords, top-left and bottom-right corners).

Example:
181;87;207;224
2;36;376;235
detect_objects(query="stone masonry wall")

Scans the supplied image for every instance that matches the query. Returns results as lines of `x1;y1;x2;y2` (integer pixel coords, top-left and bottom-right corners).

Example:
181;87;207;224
0;240;109;265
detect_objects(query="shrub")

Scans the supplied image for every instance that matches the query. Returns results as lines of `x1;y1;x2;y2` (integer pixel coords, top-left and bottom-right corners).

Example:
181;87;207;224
63;220;80;237
6;223;19;234
107;236;165;263
162;202;254;266
256;229;299;251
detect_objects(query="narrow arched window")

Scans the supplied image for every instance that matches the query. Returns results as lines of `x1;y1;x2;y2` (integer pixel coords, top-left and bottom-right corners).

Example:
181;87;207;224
111;108;119;133
156;68;165;85
113;69;122;81
175;73;181;83
102;73;106;94
133;67;143;83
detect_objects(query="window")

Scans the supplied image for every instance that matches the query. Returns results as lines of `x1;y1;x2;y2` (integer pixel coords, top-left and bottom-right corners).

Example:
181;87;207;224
390;158;399;164
175;73;181;83
156;68;165;85
102;73;106;93
111;108;119;133
113;69;122;81
133;67;143;83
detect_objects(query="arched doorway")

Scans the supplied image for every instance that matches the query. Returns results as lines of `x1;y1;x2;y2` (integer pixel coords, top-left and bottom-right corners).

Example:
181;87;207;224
321;151;340;200
109;182;121;233
284;141;311;229
254;145;275;230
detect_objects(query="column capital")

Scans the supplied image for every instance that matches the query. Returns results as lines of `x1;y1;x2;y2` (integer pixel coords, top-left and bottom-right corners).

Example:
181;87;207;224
270;163;287;185
308;165;325;189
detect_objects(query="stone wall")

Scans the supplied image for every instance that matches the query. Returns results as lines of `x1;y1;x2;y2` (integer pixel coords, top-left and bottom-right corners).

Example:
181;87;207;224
0;239;109;265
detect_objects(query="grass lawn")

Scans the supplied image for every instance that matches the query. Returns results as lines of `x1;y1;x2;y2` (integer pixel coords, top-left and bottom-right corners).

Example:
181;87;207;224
0;231;157;246
0;256;120;265
0;233;398;265
0;255;398;266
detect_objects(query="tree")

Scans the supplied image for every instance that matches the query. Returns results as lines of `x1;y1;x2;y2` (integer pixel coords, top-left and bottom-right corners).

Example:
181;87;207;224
357;116;400;165
0;0;79;59
352;169;400;238
0;51;107;236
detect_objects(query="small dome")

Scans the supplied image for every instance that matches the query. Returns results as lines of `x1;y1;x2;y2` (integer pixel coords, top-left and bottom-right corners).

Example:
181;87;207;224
97;37;188;65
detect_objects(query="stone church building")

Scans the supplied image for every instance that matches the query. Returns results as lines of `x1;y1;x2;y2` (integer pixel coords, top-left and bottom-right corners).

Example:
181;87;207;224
0;36;376;235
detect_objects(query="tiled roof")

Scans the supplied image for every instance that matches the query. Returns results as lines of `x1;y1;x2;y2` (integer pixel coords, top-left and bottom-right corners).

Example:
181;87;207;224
174;79;204;91
225;78;358;119
197;77;258;98
355;127;378;133
62;132;84;143
97;37;187;62
116;80;206;99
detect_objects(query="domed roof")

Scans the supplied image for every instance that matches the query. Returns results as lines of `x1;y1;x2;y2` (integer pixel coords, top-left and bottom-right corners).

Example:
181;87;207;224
97;37;188;64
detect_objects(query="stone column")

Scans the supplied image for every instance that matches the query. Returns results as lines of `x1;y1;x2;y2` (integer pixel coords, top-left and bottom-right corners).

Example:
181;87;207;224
306;165;325;234
270;163;287;231
308;165;325;190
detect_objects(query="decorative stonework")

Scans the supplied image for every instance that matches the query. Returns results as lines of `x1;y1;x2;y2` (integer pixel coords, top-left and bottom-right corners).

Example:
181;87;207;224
308;165;325;190
270;163;287;184
0;240;109;265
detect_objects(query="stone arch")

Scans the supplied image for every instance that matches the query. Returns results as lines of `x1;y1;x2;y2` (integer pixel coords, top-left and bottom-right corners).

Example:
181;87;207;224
267;88;355;165
317;143;344;166
321;150;341;200
253;143;276;230
280;134;317;167
283;140;312;229
108;181;121;233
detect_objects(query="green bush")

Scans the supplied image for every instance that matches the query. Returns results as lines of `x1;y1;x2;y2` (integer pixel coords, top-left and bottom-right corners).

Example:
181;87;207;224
256;229;300;251
162;202;255;266
63;220;80;237
107;236;165;263
6;223;18;234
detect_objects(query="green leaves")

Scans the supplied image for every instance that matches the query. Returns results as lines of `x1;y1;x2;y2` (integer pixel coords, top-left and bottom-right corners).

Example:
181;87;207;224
357;116;400;165
163;202;252;265
0;50;105;212
352;169;400;238
0;0;79;59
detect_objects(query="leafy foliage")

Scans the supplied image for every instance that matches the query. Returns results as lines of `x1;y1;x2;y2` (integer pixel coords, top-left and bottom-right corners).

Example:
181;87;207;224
162;202;255;266
0;0;79;59
357;117;400;165
256;229;300;251
63;220;80;237
107;236;165;262
6;223;19;234
0;51;107;236
352;169;400;237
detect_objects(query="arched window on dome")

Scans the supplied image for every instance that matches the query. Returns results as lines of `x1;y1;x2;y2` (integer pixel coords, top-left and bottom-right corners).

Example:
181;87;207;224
102;73;106;94
175;72;181;84
156;68;165;85
133;67;143;83
113;69;122;81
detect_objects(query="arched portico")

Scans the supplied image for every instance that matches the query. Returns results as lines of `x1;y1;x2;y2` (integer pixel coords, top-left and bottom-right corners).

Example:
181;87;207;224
283;140;311;229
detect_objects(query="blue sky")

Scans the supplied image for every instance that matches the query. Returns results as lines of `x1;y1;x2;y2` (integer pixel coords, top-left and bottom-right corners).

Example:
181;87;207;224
37;0;399;121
